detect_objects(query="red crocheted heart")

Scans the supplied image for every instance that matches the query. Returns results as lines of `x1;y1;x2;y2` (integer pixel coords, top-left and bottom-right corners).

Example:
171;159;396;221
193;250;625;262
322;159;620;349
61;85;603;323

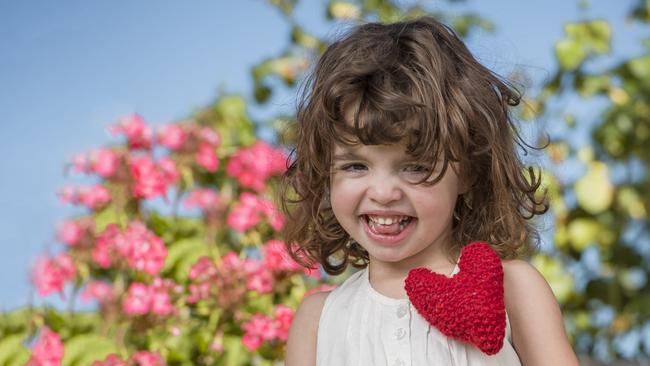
404;241;506;355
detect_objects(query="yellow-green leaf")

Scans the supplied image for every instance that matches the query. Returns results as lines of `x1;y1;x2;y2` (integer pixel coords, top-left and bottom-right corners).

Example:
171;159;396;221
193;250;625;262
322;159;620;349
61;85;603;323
574;161;614;214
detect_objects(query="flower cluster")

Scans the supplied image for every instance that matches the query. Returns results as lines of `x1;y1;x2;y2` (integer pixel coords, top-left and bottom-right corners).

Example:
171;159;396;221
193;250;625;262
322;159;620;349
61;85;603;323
109;114;153;150
80;281;113;303
25;327;64;366
122;278;178;317
129;155;179;199
24;112;334;365
56;218;94;246
241;305;294;351
31;253;76;297
71;148;121;178
187;240;305;306
92;222;167;275
226;141;287;192
184;188;221;213
58;185;111;210
156;123;221;172
227;192;284;232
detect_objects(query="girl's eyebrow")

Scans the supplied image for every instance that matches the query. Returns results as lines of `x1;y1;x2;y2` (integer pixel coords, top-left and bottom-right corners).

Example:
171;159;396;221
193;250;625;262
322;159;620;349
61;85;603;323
331;151;361;162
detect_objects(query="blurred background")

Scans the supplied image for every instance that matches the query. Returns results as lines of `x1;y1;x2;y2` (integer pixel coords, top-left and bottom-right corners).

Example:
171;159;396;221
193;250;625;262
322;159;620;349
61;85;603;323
1;0;649;364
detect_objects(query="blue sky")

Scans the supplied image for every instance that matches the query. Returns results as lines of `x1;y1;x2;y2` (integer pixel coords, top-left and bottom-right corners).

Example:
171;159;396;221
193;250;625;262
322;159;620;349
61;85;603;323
0;0;640;310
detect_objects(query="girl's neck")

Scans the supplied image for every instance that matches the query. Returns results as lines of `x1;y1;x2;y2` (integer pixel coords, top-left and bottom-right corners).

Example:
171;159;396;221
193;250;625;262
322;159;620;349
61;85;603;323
367;245;458;300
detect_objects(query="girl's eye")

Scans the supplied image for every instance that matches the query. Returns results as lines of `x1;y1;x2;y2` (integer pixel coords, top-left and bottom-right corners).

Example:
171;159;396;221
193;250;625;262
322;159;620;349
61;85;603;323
340;163;367;172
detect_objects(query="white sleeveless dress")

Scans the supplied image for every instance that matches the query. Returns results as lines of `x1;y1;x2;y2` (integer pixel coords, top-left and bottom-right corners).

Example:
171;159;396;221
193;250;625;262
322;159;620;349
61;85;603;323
316;263;521;366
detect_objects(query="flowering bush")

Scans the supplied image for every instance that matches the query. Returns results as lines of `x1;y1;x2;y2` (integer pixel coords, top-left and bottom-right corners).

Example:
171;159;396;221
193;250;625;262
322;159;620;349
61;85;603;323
1;96;336;366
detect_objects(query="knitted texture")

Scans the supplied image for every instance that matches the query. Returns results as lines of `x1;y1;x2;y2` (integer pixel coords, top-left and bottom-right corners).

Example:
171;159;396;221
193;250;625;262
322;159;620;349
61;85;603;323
404;241;506;355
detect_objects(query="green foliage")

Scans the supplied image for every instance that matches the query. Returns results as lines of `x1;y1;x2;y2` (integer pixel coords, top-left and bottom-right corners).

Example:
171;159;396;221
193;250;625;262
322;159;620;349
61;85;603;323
555;19;611;71
534;0;650;361
62;335;118;366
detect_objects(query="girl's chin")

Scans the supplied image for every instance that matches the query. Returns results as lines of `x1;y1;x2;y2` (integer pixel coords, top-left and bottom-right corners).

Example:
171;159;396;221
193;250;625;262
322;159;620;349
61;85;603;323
366;247;414;264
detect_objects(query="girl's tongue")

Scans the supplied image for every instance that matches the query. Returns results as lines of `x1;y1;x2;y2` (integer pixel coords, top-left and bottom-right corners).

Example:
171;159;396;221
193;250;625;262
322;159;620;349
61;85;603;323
370;222;402;235
366;216;412;236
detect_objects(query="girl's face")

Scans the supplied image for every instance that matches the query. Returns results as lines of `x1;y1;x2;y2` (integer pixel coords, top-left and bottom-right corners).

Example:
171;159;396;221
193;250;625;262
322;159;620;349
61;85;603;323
329;141;462;267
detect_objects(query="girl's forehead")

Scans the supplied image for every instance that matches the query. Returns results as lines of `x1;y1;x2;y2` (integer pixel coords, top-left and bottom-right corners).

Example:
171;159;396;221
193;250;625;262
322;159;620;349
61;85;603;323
332;141;413;159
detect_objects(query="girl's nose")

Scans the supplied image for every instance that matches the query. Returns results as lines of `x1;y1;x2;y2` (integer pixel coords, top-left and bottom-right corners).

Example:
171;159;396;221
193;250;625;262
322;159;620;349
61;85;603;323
367;177;403;205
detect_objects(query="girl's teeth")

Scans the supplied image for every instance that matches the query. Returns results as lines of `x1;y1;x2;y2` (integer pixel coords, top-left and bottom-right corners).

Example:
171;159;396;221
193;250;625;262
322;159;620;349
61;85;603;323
366;216;411;235
369;216;409;225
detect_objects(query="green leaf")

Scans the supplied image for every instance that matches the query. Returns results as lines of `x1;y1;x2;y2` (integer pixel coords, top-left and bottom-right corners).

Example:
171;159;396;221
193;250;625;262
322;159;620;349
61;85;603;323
555;39;586;71
0;308;31;333
223;334;251;366
556;20;612;71
627;54;650;86
62;334;117;366
0;334;29;366
94;204;122;233
163;238;210;282
576;74;611;96
574;161;614;215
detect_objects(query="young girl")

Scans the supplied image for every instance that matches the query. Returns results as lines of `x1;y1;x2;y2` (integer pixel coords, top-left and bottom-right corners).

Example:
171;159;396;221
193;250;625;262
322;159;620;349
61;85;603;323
280;17;579;365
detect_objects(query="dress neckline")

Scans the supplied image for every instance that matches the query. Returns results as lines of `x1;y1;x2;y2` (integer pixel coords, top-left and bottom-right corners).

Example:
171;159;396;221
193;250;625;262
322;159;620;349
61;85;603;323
362;262;459;306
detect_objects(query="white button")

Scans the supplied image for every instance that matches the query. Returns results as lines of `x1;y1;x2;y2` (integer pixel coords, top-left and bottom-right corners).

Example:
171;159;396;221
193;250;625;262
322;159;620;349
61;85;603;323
392;358;405;366
395;327;406;340
396;304;407;318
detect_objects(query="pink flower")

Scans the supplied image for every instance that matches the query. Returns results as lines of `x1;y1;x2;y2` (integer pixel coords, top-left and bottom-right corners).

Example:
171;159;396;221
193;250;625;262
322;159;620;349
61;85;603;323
184;189;221;212
157;157;180;186
129;351;165;366
226;193;284;232
157;124;187;150
122;221;167;275
26;327;64;366
92;224;122;268
210;336;224;353
122;283;151;316
58;186;77;204
56;220;83;246
189;256;217;281
80;281;113;303
199;127;221;146
130;155;167;199
110;114;153;150
90;148;119;178
150;288;174;316
220;251;244;270
274;305;295;341
78;185;111;209
243;259;274;294
241;314;278;351
241;334;263;352
263;240;301;272
259;199;284;231
195;142;219;172
32;253;76;297
187;282;212;304
71;153;89;173
122;280;175;317
91;354;127;366
227;204;260;232
91;222;166;275
226;141;287;192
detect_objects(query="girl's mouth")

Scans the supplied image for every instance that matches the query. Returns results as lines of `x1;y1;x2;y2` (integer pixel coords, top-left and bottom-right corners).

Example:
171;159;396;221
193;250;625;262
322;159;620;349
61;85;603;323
361;214;417;244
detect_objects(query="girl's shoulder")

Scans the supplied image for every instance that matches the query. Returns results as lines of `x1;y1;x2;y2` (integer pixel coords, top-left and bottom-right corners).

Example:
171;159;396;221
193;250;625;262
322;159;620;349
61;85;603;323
285;290;331;365
501;259;579;365
502;259;554;312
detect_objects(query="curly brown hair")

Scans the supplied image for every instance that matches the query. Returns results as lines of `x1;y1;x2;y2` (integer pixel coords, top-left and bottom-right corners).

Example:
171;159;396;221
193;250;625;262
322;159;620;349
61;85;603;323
278;16;548;276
